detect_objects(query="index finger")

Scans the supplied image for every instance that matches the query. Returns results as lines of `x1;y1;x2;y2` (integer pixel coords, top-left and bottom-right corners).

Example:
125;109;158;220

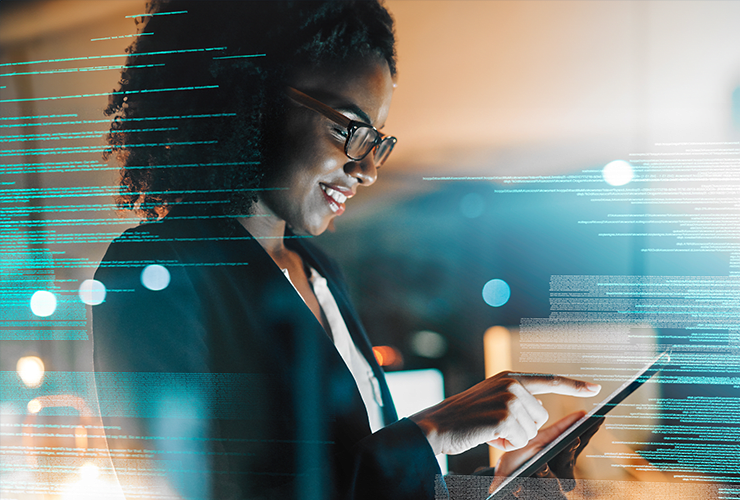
510;373;601;397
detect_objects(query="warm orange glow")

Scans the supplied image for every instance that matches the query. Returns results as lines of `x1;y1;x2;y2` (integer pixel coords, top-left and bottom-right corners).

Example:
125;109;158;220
483;325;512;468
75;425;88;451
27;398;42;414
372;347;384;365
483;326;512;378
16;356;45;388
373;345;403;368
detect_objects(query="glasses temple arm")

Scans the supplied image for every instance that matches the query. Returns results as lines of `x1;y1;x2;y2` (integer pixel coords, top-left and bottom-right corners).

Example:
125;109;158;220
286;87;352;128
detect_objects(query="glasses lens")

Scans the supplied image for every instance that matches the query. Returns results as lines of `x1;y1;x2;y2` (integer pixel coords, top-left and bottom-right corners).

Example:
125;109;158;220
373;137;396;166
346;125;377;160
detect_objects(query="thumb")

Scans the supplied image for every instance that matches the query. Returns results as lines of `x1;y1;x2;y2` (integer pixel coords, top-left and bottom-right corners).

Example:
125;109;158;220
533;411;586;446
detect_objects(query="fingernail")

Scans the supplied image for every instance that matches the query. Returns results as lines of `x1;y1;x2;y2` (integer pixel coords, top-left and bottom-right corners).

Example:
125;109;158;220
586;383;601;392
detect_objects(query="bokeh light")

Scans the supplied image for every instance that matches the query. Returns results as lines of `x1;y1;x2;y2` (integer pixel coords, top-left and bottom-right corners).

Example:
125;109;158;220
602;160;634;186
482;279;511;307
27;398;42;414
61;462;125;500
372;345;403;368
80;462;99;481
16;356;45;388
30;290;56;317
410;330;448;359
78;279;106;305
141;264;171;291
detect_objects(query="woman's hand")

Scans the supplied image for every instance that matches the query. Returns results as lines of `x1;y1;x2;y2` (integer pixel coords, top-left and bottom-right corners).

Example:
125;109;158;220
488;411;604;498
409;371;600;456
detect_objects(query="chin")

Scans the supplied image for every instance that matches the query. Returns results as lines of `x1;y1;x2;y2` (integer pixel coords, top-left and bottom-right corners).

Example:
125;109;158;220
289;220;330;237
309;224;331;236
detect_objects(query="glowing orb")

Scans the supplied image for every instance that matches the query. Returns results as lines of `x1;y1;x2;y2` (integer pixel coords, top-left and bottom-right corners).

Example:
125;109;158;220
17;356;45;388
30;290;56;317
602;160;634;186
141;264;171;291
78;279;106;305
482;279;511;307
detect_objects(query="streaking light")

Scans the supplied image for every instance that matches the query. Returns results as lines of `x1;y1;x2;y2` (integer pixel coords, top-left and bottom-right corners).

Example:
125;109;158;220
141;264;170;291
78;279;106;305
602;160;634;186
17;356;45;388
30;290;56;317
482;279;511;307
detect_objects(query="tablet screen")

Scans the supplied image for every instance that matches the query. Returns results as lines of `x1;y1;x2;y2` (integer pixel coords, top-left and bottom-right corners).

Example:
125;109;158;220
487;350;671;499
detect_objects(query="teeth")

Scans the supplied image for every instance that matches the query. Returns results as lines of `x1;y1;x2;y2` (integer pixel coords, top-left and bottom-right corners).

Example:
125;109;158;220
322;185;347;204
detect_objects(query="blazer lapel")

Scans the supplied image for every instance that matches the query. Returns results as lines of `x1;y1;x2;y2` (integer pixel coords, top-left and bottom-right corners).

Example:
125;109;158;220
288;233;400;425
215;220;379;433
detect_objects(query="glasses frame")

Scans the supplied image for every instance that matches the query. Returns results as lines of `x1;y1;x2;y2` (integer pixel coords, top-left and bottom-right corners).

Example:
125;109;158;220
286;86;397;167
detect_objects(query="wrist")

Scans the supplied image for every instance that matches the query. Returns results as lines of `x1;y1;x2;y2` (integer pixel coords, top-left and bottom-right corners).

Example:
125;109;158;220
409;413;443;456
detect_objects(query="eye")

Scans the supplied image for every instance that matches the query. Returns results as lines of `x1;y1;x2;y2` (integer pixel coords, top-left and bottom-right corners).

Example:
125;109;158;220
331;126;349;140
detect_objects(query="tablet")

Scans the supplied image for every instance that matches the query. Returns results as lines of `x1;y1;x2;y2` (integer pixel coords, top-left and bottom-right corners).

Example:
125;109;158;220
487;350;671;499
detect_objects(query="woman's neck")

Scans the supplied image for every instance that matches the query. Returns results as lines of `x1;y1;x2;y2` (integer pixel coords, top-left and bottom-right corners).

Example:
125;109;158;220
237;199;289;261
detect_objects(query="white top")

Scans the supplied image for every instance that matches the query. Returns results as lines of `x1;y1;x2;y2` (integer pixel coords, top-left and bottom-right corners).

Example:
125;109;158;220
281;266;385;432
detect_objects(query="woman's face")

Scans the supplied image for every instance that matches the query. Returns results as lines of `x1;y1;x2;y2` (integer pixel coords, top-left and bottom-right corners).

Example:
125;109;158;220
259;56;394;236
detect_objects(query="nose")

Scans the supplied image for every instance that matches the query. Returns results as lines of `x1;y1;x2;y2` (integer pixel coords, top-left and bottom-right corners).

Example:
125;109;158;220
345;154;378;187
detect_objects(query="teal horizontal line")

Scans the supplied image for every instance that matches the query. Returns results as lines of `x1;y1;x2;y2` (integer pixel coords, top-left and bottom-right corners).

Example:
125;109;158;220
0;46;225;68
2;203;116;211
0;63;164;78
0;186;283;196
0;140;217;157
0;161;258;175
423;176;496;181
0;114;77;121
213;54;266;60
0;186;284;201
0;112;236;129
0;161;101;167
126;10;188;18
0;127;176;142
0;85;218;103
0;187;281;195
91;33;154;42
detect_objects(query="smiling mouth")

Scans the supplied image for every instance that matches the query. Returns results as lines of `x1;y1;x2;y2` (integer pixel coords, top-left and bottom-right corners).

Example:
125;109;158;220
320;183;348;215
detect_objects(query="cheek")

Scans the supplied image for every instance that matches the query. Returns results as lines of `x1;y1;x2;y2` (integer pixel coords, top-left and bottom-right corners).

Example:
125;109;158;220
286;144;346;188
268;115;347;197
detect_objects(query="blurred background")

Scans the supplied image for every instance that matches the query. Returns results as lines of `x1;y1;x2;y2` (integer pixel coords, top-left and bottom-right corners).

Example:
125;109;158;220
2;1;740;498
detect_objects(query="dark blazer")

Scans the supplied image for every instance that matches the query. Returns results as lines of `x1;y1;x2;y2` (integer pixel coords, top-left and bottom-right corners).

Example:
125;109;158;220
93;208;442;500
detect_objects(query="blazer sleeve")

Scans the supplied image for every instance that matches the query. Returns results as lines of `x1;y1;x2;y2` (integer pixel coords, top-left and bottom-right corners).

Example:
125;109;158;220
350;418;446;499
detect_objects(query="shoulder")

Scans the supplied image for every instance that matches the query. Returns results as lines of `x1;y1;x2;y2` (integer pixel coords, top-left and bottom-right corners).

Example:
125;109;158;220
98;214;244;267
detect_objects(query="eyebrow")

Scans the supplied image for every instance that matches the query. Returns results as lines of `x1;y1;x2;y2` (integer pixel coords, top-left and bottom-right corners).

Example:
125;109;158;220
335;104;372;126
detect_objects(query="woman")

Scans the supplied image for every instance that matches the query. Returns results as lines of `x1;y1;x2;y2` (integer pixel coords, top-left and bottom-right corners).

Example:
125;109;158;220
93;1;600;499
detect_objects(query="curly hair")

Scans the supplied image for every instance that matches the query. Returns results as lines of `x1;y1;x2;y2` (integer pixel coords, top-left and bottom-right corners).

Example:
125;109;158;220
105;0;396;220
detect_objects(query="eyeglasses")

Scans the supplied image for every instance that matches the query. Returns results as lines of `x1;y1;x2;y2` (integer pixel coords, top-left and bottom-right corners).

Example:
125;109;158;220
286;86;397;167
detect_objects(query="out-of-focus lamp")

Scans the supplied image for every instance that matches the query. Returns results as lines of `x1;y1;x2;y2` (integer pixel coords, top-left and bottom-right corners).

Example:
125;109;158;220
483;326;513;467
372;345;403;369
17;356;45;388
